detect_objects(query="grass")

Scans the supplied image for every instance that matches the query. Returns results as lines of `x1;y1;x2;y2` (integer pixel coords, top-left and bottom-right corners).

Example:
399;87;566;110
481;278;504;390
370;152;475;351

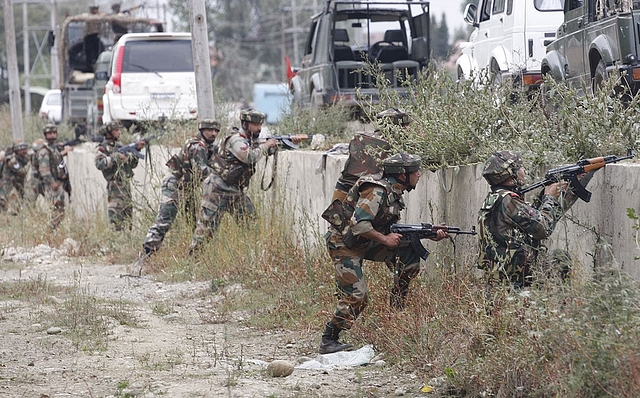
2;69;640;396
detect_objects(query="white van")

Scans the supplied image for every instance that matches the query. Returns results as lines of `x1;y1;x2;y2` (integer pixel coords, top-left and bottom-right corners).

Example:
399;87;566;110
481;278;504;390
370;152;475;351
455;0;564;90
39;89;63;124
102;32;197;127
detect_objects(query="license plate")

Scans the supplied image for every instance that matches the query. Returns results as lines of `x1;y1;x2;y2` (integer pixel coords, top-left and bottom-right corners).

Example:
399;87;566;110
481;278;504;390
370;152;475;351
151;92;176;99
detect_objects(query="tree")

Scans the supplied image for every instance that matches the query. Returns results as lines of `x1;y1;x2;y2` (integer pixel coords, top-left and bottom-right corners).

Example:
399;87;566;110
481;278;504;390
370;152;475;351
430;13;450;61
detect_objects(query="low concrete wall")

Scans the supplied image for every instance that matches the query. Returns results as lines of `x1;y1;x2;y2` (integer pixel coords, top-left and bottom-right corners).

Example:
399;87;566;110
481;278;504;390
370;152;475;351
65;146;640;279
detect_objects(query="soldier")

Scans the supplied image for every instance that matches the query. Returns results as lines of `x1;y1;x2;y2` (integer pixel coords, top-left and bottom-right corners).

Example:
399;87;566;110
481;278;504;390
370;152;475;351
331;107;409;202
95;121;146;231
188;108;304;253
0;142;30;214
318;153;448;354
84;5;104;71
141;119;220;256
35;124;74;229
477;151;590;288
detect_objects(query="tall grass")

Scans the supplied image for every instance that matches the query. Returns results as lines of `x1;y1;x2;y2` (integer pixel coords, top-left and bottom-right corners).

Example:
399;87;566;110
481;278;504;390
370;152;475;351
2;68;640;396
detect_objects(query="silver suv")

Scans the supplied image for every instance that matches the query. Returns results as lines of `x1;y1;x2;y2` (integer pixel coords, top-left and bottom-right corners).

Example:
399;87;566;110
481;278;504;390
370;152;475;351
290;1;431;110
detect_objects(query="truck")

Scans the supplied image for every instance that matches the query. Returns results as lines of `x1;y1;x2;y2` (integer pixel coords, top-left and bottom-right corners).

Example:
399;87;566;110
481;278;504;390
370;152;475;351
57;13;163;135
289;0;431;111
456;0;564;91
541;1;640;96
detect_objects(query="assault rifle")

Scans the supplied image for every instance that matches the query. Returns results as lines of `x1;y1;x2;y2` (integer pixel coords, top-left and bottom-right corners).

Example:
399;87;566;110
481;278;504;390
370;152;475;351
118;124;169;160
263;134;314;150
390;223;477;260
518;149;634;202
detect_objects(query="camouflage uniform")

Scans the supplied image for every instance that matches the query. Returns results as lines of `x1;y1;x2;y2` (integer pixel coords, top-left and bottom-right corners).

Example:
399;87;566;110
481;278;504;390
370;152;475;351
25;139;47;202
0;143;30;214
477;151;585;287
143;124;218;254
190;110;273;251
331;108;408;202
95;136;139;231
36;137;69;229
319;153;424;354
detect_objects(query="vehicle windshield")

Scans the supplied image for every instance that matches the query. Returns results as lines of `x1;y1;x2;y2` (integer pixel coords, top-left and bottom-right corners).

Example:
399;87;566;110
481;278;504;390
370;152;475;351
46;92;62;105
534;0;564;11
122;40;194;73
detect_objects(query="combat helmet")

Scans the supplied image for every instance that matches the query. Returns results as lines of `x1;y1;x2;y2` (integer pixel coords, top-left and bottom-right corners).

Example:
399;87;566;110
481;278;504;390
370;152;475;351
482;151;524;186
240;108;266;124
43;123;57;135
376;107;410;126
198;119;221;131
104;121;121;134
13;141;29;151
381;152;421;175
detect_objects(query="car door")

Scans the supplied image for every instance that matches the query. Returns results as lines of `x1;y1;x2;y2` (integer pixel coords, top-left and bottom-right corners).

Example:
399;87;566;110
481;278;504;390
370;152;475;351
560;0;588;89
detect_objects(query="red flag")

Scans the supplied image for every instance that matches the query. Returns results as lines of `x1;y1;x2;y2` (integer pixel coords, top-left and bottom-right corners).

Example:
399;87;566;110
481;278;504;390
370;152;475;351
285;56;296;81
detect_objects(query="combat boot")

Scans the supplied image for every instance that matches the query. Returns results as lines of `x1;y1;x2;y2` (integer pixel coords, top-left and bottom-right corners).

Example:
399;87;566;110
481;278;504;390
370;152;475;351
318;322;353;354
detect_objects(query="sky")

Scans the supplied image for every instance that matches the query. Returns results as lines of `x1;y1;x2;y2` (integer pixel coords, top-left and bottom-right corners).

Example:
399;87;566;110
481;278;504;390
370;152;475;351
430;2;466;38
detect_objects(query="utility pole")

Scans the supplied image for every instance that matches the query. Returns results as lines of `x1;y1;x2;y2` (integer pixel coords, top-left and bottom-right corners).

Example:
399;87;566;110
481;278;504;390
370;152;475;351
23;2;31;113
189;0;215;119
51;0;59;89
4;0;25;140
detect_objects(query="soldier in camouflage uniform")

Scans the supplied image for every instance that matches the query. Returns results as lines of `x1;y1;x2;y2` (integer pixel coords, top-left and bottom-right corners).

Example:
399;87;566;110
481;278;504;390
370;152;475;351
331;108;409;202
95;121;146;231
477;151;590;287
35;124;74;229
318;153;448;354
141;119;220;256
189;109;304;253
0;142;30;214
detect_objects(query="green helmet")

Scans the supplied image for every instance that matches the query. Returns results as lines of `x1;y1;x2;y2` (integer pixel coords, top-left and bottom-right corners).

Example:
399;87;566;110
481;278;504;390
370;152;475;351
240;108;266;124
14;142;28;151
482;151;524;186
376;107;410;126
43;124;57;134
198;119;221;131
104;121;121;134
382;152;421;174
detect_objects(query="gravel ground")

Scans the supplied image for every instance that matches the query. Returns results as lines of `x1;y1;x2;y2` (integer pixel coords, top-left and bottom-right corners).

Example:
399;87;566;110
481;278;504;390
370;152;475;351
0;243;433;398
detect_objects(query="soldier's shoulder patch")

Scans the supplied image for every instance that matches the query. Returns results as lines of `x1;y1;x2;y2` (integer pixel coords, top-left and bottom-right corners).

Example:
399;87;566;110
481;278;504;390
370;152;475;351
508;192;520;198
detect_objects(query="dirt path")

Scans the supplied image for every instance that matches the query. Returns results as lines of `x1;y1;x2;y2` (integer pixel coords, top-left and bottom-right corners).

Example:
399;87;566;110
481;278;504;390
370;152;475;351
0;245;428;398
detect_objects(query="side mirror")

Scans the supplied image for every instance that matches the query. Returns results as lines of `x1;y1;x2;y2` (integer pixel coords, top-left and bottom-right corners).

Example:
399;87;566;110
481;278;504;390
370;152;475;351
463;4;478;27
47;30;55;47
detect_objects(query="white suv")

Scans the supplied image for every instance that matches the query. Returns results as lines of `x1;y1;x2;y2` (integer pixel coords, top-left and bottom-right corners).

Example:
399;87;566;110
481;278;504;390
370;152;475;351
102;32;197;127
456;0;564;90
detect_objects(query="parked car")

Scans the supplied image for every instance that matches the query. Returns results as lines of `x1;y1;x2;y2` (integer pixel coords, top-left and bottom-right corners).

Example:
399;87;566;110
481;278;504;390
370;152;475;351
456;0;564;91
290;0;431;111
542;1;640;96
102;32;197;128
39;89;63;124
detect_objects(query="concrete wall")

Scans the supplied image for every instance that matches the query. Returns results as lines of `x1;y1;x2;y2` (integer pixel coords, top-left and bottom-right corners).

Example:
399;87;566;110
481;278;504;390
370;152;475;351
65;146;640;279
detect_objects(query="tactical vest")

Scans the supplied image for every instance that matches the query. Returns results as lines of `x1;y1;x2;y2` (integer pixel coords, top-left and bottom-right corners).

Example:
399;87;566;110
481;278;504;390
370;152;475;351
40;143;66;181
323;175;404;248
97;140;134;182
477;188;536;275
210;134;256;188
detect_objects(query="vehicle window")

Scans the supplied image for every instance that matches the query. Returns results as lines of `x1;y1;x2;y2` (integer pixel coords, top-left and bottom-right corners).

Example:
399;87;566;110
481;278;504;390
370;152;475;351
480;0;492;22
47;93;61;105
492;0;506;14
535;0;565;11
506;0;513;15
567;0;582;11
305;20;318;56
122;40;194;73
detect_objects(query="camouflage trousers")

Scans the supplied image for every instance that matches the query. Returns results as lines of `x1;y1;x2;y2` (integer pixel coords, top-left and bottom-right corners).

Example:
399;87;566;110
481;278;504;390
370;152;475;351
44;182;66;229
0;179;24;214
325;231;422;330
143;174;198;253
190;181;256;251
107;179;133;231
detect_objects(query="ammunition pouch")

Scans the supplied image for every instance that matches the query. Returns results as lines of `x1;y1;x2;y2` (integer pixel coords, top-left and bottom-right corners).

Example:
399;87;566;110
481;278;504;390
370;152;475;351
321;199;349;233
